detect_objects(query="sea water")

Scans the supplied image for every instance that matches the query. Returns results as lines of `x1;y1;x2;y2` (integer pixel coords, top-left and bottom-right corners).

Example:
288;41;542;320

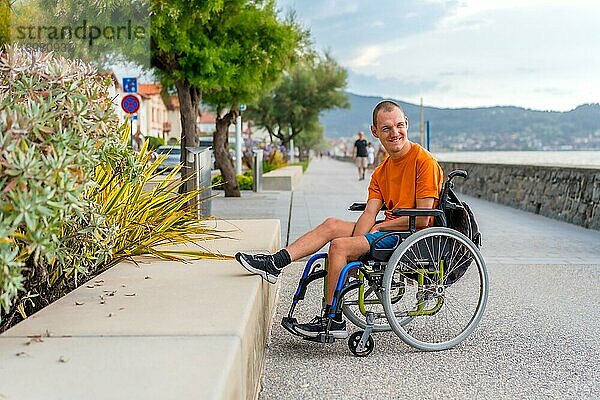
434;151;600;168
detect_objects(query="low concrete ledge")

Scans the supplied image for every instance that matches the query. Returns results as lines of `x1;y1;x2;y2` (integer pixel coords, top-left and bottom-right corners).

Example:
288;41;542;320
0;219;280;400
262;165;303;191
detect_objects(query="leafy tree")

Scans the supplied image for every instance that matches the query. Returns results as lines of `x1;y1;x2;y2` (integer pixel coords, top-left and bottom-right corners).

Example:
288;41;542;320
58;0;299;197
247;52;349;149
9;0;303;197
293;118;325;159
201;0;301;196
10;0;151;68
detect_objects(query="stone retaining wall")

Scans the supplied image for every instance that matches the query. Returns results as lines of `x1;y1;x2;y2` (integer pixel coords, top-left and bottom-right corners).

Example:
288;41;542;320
439;162;600;230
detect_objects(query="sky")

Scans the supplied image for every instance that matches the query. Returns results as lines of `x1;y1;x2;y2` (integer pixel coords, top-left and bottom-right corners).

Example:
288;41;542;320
276;0;600;111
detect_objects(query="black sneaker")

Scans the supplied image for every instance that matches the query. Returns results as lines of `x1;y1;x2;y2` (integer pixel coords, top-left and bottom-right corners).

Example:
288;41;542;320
295;316;348;339
235;252;281;284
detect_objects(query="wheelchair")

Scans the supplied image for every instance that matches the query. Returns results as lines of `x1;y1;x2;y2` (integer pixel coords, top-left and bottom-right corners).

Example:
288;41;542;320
281;170;489;356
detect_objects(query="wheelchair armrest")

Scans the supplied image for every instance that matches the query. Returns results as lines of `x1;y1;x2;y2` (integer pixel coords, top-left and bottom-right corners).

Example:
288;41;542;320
348;202;387;212
391;208;445;217
348;202;366;211
391;208;447;231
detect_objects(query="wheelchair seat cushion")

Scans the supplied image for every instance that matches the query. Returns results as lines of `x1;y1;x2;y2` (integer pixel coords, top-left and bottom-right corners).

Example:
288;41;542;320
363;231;412;261
364;231;401;250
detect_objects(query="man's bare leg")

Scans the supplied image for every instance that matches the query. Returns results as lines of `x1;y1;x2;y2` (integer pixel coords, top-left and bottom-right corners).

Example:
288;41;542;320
235;217;355;284
293;235;370;339
285;218;356;261
325;236;371;305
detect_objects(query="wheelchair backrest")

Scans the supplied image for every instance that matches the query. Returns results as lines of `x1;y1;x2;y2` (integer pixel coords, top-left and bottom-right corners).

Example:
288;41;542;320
433;177;482;284
438;179;482;248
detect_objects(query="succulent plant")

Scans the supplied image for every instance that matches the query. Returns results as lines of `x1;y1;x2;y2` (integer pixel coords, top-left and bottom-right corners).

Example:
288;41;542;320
0;46;228;330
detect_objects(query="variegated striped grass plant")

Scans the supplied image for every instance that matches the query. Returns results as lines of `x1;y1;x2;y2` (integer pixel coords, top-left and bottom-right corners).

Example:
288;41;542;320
89;132;233;267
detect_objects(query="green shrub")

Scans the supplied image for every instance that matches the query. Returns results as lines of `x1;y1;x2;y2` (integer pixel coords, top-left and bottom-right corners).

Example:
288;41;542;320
237;174;253;190
212;173;254;190
289;160;309;172
0;46;136;327
91;134;228;268
263;149;287;173
145;136;165;150
0;47;226;331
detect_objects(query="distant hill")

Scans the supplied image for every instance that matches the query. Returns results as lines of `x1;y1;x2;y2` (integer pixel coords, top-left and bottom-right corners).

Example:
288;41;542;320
319;93;600;151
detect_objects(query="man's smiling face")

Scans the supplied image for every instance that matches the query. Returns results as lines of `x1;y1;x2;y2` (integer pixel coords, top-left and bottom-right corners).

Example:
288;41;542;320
370;107;410;159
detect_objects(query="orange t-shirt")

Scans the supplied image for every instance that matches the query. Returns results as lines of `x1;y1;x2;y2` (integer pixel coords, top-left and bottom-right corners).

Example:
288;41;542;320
368;143;444;222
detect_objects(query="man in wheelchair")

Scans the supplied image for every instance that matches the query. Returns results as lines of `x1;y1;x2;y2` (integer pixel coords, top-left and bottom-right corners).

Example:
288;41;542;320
236;100;444;339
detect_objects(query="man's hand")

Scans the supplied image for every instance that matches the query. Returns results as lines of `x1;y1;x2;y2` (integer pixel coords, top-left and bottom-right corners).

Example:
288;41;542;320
369;223;382;233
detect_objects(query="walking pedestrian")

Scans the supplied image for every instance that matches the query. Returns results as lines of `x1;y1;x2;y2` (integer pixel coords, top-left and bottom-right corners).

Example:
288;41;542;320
367;142;375;169
353;131;368;180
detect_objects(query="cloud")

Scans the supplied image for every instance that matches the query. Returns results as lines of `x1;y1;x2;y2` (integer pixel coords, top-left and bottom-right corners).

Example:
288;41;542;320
534;87;572;96
347;71;450;100
278;0;600;110
278;0;458;53
344;45;384;69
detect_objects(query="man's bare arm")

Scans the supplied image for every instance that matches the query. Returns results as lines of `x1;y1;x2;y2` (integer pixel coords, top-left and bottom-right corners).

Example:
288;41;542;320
370;197;436;232
353;198;383;236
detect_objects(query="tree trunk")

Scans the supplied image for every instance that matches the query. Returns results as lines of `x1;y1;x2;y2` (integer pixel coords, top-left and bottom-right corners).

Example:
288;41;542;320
175;80;200;194
214;110;240;197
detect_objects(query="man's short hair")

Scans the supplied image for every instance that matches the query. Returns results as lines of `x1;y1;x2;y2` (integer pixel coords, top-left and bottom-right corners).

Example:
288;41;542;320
372;100;404;127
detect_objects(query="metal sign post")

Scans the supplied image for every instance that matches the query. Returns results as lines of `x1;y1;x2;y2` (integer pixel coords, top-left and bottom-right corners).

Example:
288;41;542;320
235;114;242;175
235;104;246;176
121;94;140;148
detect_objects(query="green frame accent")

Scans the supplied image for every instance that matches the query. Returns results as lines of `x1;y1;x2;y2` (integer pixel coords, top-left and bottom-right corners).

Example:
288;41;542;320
357;271;405;317
358;272;367;315
408;259;445;316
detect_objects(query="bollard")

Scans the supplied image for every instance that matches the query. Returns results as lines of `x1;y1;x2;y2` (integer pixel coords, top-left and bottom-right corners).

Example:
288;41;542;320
252;149;263;192
186;146;213;218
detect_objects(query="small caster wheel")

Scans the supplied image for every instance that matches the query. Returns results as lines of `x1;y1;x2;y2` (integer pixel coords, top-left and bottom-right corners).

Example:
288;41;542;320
348;331;374;357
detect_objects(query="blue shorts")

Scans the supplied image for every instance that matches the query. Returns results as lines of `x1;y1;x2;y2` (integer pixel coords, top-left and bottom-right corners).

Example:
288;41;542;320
364;231;401;249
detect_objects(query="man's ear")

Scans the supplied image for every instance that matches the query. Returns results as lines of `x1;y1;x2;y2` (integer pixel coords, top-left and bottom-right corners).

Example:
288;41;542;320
370;125;378;138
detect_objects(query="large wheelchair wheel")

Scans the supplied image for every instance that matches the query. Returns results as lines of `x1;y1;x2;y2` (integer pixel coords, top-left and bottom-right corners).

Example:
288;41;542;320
342;281;391;332
342;273;413;332
382;227;489;351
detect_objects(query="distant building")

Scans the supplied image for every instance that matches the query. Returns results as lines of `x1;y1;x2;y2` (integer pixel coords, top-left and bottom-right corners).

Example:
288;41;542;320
198;111;217;136
165;96;182;144
137;83;169;141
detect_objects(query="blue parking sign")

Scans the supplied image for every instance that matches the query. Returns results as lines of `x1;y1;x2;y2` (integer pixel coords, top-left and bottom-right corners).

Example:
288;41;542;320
123;78;138;93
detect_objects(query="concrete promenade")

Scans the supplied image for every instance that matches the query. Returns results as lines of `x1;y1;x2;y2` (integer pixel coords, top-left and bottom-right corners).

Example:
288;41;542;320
213;157;600;399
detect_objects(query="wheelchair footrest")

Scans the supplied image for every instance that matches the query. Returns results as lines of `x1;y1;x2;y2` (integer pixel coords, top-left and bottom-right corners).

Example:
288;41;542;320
305;333;336;344
281;317;336;343
281;317;302;337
